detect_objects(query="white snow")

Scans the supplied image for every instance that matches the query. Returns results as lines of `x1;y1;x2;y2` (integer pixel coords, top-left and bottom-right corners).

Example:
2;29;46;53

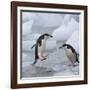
22;40;36;52
63;15;71;25
22;12;64;27
52;25;69;41
22;20;34;36
66;30;79;54
52;18;79;41
34;13;64;27
22;12;36;23
46;40;56;51
23;33;41;41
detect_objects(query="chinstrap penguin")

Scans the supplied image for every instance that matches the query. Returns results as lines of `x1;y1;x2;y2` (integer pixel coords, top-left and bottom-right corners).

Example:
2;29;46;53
31;33;53;65
59;44;79;66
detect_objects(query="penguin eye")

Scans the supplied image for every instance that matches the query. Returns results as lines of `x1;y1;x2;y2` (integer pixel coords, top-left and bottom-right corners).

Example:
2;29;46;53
67;46;69;49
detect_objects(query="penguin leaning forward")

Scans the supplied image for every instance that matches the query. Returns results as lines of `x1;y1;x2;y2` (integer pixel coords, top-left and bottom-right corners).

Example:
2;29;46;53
31;33;53;65
59;44;79;66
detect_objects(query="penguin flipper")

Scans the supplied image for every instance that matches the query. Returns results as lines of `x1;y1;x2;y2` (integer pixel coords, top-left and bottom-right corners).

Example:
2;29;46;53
31;44;36;49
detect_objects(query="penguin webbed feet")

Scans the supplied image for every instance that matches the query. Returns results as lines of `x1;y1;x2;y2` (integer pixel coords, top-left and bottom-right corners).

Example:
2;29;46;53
39;56;47;61
41;57;47;61
72;61;79;67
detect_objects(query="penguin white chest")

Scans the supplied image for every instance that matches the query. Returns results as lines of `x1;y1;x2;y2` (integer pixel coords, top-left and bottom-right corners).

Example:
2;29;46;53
65;49;76;63
41;39;46;51
38;39;46;57
65;49;73;56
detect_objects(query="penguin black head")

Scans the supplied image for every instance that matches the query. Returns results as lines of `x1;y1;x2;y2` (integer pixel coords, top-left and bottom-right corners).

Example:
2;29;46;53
59;44;75;53
61;44;67;47
42;33;53;40
43;33;53;38
36;33;53;46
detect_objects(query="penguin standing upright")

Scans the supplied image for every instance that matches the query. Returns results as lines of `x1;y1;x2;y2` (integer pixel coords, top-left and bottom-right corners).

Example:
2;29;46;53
59;44;79;66
31;33;53;65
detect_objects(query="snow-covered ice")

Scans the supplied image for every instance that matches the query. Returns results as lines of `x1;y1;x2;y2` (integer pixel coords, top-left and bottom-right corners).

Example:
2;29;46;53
66;30;80;54
33;13;64;27
22;45;79;78
23;33;41;41
22;20;34;36
52;18;79;41
21;12;80;78
22;12;36;23
22;40;36;52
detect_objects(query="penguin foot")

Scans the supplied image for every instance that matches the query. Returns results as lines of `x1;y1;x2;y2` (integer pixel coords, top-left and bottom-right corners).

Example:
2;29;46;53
68;63;77;67
39;56;46;60
71;63;79;67
74;62;79;66
41;58;46;61
43;54;48;57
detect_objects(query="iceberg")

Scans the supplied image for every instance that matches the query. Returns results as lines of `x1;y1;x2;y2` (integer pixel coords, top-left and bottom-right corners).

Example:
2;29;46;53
66;30;80;54
52;18;79;41
22;20;34;36
22;12;36;23
23;33;41;41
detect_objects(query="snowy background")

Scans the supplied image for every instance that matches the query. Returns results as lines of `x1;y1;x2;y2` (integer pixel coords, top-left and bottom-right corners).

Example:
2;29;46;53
21;11;80;78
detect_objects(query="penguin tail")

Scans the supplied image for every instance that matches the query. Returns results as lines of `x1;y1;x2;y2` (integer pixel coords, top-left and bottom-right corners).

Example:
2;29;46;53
76;57;79;63
76;53;79;63
31;44;36;49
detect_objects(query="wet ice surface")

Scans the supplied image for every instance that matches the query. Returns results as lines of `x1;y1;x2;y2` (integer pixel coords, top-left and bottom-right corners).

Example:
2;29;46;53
22;44;79;78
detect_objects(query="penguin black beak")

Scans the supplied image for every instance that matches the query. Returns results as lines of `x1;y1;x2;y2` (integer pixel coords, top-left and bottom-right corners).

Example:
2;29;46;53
50;35;53;38
59;46;63;49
